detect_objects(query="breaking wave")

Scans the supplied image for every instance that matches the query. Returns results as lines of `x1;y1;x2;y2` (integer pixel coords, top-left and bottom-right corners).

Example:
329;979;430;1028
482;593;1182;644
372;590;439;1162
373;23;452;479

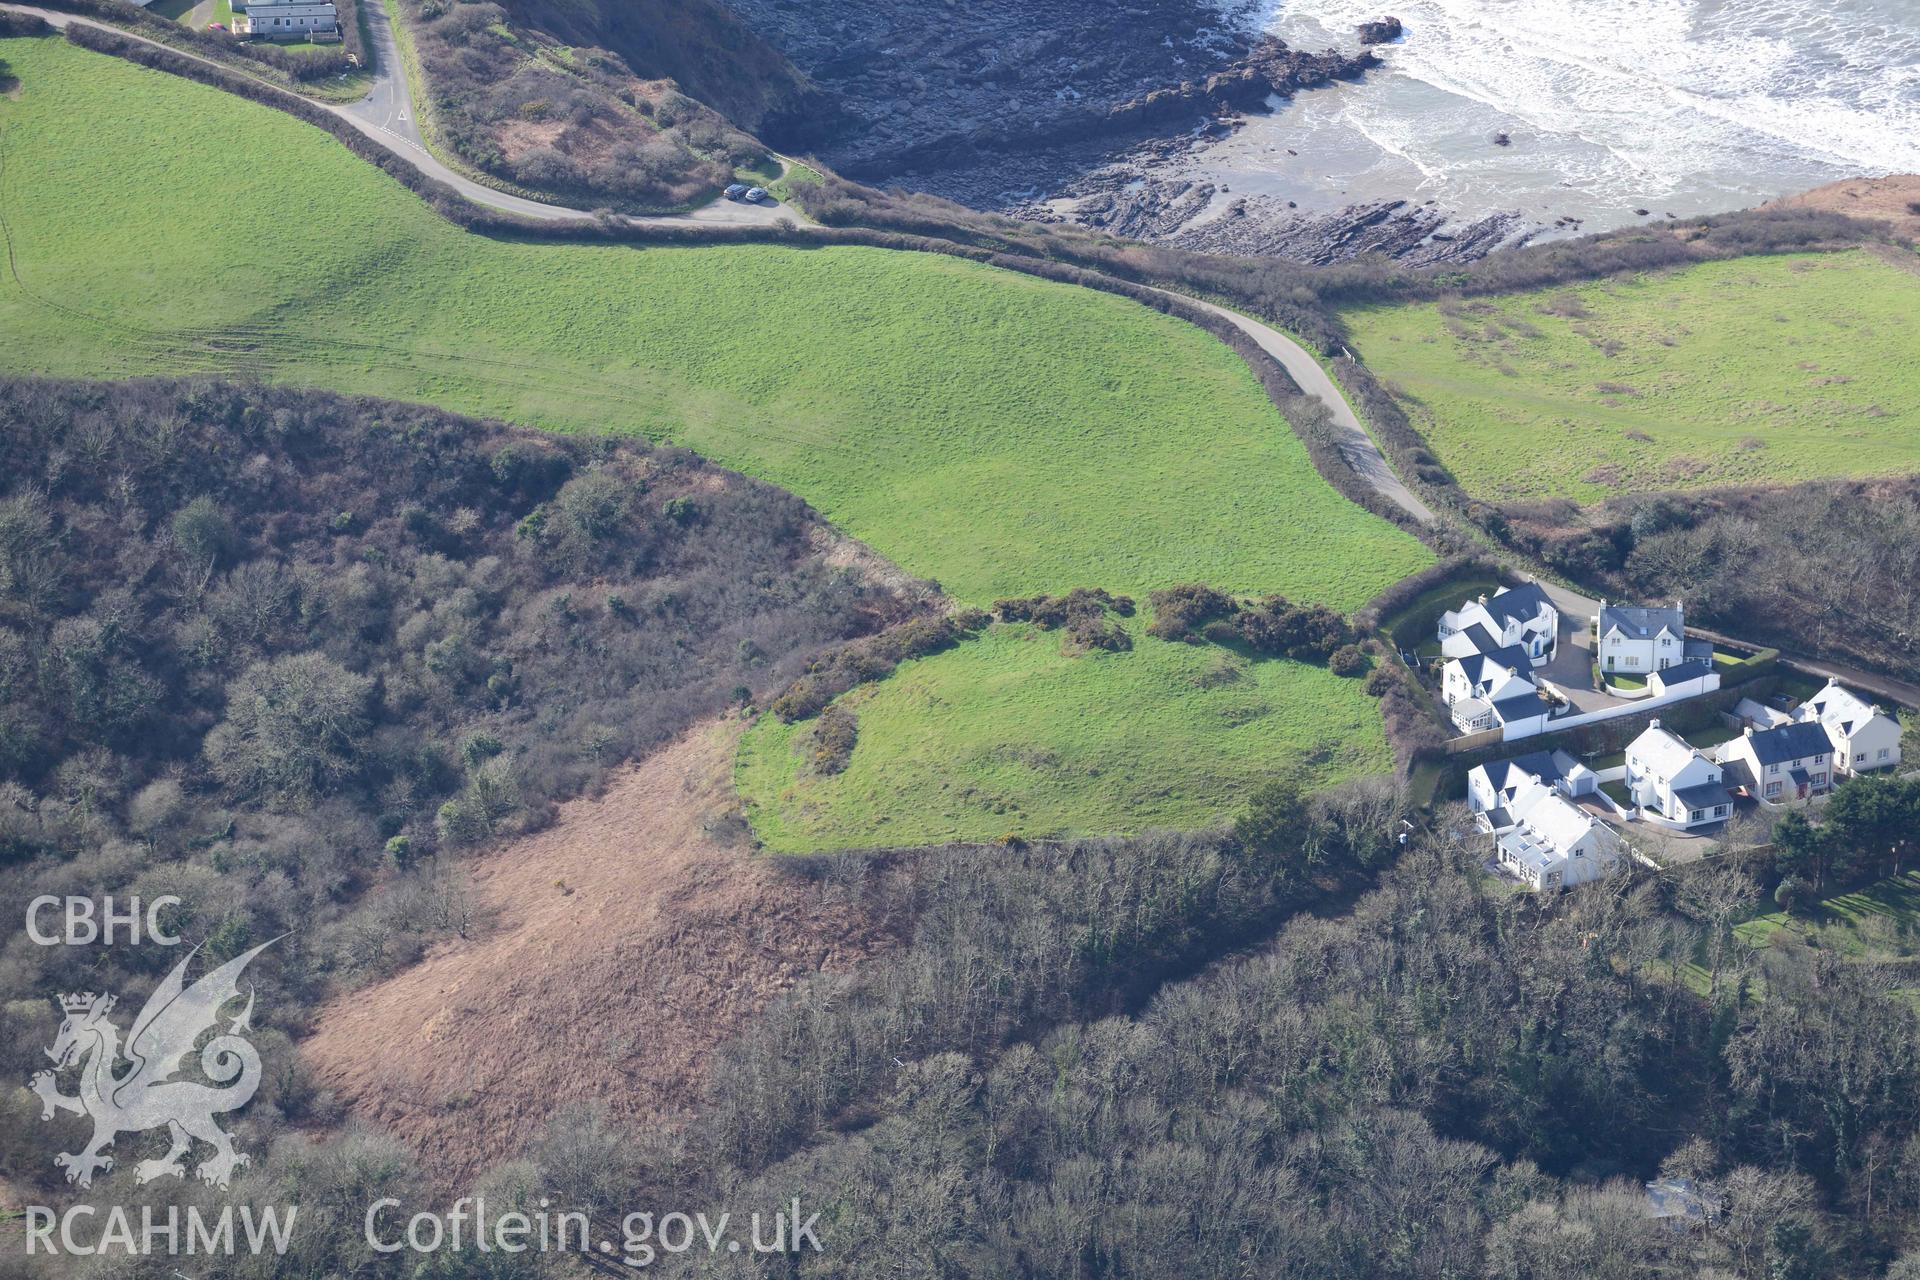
1233;0;1920;223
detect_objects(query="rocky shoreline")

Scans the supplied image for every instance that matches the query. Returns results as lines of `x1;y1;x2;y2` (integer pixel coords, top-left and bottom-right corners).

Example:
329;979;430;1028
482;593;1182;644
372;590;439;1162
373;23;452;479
1048;176;1537;266
721;0;1535;265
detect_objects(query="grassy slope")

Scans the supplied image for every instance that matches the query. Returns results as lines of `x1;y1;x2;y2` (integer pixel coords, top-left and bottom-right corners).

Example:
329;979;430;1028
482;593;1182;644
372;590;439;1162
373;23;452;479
736;620;1392;851
0;37;1428;610
1344;251;1920;503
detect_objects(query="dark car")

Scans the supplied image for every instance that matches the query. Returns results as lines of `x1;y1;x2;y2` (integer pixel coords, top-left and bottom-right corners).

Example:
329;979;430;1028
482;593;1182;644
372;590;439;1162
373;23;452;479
723;184;748;201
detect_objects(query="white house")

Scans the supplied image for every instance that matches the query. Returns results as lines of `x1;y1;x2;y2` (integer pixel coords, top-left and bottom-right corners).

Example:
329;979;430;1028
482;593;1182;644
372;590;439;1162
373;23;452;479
1797;679;1902;777
1647;658;1720;700
1492;776;1626;892
1439;582;1558;667
1716;721;1835;805
1594;600;1687;676
1625;721;1733;829
1441;647;1552;737
1468;749;1599;831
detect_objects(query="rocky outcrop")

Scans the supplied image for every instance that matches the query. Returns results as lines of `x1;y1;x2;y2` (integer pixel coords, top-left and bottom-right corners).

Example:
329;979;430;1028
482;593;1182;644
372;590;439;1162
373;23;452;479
1105;38;1380;130
1173;196;1534;265
1052;176;1533;267
1356;16;1403;45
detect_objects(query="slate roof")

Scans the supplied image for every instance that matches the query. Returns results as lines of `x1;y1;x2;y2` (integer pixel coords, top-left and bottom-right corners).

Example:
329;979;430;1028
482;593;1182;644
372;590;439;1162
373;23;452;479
1486;750;1573;796
1743;721;1834;766
1653;658;1714;685
1486;582;1554;628
1460;623;1506;656
1492;690;1550;723
1599;602;1684;640
1457;646;1534;691
1673;782;1733;813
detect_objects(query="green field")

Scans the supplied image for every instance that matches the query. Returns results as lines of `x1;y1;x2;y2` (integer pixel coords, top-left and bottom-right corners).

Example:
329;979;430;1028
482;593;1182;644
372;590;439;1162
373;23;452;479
736;619;1392;851
0;37;1428;609
1344;251;1920;503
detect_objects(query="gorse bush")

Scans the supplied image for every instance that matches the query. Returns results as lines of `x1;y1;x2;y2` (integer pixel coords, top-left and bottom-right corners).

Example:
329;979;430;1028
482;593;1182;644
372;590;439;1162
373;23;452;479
768;614;972;722
993;587;1134;654
806;705;858;776
1147;584;1356;664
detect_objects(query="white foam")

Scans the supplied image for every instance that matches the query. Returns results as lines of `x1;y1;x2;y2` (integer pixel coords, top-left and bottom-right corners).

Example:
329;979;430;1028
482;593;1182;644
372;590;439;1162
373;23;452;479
1247;0;1920;223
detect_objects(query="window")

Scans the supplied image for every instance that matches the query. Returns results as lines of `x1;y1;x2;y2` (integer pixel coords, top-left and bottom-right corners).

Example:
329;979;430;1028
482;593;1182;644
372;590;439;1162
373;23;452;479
1689;809;1703;822
1813;774;1827;787
1814;754;1824;764
1880;748;1892;760
1714;805;1728;818
1766;781;1782;797
1661;637;1672;647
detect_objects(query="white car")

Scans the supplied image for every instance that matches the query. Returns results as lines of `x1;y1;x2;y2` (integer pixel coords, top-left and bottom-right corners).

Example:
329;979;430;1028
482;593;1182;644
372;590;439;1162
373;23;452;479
744;187;770;203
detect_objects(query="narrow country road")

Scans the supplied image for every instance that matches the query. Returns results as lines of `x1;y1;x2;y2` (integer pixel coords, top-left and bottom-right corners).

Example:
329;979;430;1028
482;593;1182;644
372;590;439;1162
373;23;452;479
11;4;1915;707
4;0;789;227
1165;292;1437;525
6;0;1437;525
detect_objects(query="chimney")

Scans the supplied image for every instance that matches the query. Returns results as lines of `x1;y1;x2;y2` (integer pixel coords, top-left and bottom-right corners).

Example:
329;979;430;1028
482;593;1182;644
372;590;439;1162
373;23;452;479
1744;725;1754;737
1649;718;1660;731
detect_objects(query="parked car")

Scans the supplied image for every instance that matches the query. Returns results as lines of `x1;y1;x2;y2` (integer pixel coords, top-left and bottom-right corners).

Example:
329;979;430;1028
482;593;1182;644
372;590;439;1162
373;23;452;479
206;21;226;29
723;184;748;201
744;187;770;203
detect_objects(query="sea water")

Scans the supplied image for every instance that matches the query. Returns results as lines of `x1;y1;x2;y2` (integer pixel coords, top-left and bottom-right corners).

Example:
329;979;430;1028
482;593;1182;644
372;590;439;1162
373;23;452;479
1190;0;1920;232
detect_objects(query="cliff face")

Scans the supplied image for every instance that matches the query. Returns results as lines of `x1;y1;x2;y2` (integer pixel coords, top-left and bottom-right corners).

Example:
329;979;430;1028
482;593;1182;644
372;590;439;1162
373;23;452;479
501;0;829;137
713;0;1274;178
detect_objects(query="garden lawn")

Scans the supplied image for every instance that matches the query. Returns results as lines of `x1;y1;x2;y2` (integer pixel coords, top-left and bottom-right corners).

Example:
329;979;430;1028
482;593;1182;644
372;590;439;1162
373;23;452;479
1343;250;1920;503
735;619;1393;852
1735;870;1920;961
0;36;1428;609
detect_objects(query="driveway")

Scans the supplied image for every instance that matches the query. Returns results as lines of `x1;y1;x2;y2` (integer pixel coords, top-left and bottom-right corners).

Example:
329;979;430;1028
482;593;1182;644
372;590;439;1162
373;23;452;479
1536;614;1613;714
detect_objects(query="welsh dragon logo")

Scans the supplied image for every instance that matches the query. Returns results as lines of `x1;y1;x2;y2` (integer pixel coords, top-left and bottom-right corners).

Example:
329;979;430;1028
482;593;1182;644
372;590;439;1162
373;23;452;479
29;940;276;1191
